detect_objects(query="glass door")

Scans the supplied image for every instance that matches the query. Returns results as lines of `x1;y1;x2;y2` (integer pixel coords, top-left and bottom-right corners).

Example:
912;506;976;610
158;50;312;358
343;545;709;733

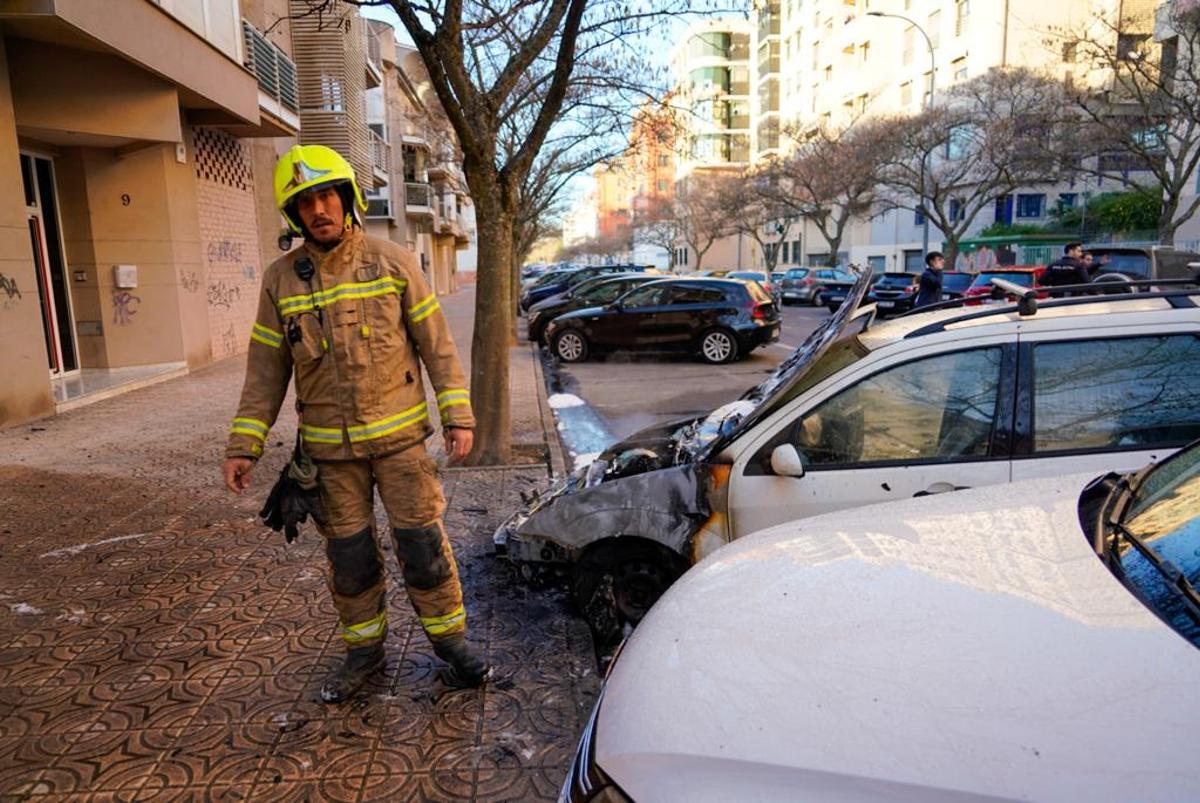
21;152;77;377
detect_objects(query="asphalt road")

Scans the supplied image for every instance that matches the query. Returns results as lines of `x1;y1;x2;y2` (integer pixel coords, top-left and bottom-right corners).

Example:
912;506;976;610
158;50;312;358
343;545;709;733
545;302;831;446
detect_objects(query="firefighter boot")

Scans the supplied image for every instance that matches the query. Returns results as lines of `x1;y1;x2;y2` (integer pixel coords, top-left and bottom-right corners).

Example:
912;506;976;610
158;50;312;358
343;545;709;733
432;634;491;688
320;643;385;703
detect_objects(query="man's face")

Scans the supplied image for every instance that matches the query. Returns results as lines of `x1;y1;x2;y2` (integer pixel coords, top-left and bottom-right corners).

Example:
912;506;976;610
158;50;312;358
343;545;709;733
1067;245;1083;259
296;185;345;244
1082;253;1094;266
930;256;944;271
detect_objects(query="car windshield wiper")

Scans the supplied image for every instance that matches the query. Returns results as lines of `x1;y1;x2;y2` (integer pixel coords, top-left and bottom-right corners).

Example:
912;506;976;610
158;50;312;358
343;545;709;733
1108;520;1200;626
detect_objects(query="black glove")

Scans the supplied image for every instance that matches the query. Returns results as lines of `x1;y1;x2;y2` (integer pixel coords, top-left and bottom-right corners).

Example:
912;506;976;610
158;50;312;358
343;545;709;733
259;441;327;543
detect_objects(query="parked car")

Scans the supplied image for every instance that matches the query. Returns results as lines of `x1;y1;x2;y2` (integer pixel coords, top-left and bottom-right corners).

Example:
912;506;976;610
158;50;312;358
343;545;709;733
816;271;858;312
567;442;1200;802
962;266;1046;305
544;278;780;365
498;270;1200;642
526;274;662;344
1086;244;1200;283
520;265;640;311
779;267;856;306
865;271;920;314
726;270;781;305
940;269;976;300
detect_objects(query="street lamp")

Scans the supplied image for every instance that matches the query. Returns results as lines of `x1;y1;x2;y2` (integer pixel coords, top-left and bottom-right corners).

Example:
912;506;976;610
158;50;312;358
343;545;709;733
868;10;935;258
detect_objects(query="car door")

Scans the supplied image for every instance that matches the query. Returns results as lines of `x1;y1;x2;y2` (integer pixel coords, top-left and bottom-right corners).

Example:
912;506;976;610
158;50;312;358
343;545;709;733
659;284;718;346
602;282;668;347
724;338;1016;540
1009;328;1200;481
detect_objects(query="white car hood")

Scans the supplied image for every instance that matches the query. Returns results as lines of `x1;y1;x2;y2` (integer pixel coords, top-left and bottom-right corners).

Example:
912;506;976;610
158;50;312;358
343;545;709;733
598;474;1200;802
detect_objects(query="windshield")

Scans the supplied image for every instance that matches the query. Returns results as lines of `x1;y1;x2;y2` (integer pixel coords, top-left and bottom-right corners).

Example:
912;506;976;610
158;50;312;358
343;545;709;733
876;274;916;287
532;270;572;288
1092;252;1151;278
971;271;1034;288
1110;442;1200;648
580;278;641;304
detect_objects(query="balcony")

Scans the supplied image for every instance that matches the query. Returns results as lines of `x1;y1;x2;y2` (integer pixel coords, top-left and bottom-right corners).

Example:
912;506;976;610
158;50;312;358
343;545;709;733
242;21;299;114
369;128;391;183
364;29;383;88
405;181;434;218
400;119;431;149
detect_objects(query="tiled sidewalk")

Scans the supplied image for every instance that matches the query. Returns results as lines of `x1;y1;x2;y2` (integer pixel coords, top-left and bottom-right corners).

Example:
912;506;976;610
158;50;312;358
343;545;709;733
0;288;593;801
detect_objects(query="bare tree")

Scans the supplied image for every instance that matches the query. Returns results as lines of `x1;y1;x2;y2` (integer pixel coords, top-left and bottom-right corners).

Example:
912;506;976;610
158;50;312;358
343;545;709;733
674;172;735;273
634;193;683;270
720;165;794;272
295;0;716;464
774;118;894;268
1051;5;1200;244
877;67;1076;268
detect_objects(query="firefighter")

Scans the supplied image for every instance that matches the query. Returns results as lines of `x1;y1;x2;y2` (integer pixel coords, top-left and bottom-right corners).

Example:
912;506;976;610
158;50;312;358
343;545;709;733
220;144;489;702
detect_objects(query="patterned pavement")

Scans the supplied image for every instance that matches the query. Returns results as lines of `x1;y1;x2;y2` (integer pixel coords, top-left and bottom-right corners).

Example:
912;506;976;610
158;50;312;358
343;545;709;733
0;289;597;801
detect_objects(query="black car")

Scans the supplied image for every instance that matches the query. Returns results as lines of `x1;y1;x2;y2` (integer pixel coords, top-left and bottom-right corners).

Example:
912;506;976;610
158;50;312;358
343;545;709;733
520;265;641;311
545;278;780;364
526;274;661;344
819;272;860;311
867;272;920;315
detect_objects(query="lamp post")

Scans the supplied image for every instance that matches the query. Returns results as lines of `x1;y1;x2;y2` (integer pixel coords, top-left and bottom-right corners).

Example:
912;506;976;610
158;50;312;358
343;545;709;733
868;10;935;259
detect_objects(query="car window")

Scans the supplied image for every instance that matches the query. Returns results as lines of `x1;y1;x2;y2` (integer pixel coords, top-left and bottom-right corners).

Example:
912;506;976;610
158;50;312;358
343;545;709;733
581;281;628;304
1092;252;1150;277
786;269;810;279
620;284;667;308
793;347;1004;467
670;285;721;304
1032;336;1200;452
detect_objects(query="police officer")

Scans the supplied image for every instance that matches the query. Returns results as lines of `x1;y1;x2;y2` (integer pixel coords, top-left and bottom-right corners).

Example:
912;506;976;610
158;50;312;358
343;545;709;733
1043;242;1091;288
221;145;488;702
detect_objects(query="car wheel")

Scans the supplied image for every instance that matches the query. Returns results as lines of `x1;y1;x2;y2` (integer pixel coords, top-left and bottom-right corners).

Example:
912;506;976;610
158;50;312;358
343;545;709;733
699;328;738;364
573;541;686;626
553;330;588;362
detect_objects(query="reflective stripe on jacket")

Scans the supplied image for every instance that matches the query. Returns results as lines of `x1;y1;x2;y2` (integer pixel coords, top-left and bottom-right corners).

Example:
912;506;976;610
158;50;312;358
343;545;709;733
226;230;474;461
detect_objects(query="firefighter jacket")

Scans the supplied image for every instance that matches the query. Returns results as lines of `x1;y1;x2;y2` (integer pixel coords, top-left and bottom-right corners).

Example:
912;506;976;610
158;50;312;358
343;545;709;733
226;229;474;462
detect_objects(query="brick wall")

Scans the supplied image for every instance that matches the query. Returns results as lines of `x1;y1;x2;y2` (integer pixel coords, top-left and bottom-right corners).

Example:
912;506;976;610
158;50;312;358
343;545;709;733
193;127;263;360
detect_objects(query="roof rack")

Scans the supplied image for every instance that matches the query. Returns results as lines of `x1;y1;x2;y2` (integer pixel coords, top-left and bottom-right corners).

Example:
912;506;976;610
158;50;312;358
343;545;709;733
898;278;1200;339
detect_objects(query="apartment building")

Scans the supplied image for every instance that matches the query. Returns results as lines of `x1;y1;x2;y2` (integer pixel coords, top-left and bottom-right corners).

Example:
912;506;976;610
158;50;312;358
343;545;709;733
361;22;473;294
0;0;301;428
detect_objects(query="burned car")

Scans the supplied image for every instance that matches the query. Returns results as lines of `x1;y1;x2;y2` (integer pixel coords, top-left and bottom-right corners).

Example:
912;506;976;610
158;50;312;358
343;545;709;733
497;271;1200;643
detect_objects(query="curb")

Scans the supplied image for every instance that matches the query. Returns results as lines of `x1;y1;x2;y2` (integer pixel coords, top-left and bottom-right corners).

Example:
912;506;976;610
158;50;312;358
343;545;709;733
529;342;569;479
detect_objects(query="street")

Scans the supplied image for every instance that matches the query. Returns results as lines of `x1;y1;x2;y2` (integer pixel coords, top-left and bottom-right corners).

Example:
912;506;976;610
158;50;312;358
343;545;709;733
546;302;830;443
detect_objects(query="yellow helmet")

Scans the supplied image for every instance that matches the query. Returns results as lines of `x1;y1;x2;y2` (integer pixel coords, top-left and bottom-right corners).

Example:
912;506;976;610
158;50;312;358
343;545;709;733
273;144;367;233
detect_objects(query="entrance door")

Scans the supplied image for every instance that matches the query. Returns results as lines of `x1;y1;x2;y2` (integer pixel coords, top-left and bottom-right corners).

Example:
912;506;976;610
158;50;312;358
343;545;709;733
21;153;77;377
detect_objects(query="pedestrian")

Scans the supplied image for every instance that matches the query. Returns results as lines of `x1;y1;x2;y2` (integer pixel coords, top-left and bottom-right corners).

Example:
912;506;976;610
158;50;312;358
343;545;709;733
1042;242;1090;289
914;251;945;308
220;144;489;703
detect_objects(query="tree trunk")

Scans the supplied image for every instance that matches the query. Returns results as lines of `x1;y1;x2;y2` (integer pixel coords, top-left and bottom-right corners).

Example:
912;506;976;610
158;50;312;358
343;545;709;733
1159;204;1177;246
509;244;520;344
943;235;961;273
465;187;514;466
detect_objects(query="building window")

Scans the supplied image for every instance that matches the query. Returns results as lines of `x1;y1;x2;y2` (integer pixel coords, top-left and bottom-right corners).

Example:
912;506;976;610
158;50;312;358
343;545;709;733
1062;41;1077;63
952;57;967;81
927;10;941;49
955;0;969;36
903;26;914;65
949;198;965;221
812;41;820;72
861;40;870;64
782;241;790;262
1015;193;1045;218
914;207;926;226
657;154;670;167
320;75;344;112
900;81;913;106
824;65;832;82
792;239;801;262
1057;193;1078;213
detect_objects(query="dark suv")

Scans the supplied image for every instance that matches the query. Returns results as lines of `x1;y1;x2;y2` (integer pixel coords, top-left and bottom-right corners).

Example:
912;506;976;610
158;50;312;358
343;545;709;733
545;278;780;364
866;272;920;315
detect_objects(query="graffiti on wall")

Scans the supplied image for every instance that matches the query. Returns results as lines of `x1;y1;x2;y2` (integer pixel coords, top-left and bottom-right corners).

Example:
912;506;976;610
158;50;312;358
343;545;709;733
0;274;20;310
221;324;237;357
112;289;141;325
207;281;241;310
179;270;201;294
207;240;244;265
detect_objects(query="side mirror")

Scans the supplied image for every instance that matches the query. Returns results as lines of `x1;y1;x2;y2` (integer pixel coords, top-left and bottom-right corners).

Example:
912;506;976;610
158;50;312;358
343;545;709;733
770;444;806;478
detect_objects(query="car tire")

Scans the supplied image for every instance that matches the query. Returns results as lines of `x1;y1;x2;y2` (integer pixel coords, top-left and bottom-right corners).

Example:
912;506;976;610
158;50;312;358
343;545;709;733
553;329;589;362
698;328;739;364
572;540;686;626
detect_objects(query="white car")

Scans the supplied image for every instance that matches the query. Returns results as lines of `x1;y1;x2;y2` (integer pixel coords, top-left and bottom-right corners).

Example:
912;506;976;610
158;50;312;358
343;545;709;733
499;274;1200;639
563;443;1200;802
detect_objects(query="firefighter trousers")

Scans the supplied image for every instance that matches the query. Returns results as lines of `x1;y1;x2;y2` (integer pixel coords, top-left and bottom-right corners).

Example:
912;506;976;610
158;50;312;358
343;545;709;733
314;443;466;650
